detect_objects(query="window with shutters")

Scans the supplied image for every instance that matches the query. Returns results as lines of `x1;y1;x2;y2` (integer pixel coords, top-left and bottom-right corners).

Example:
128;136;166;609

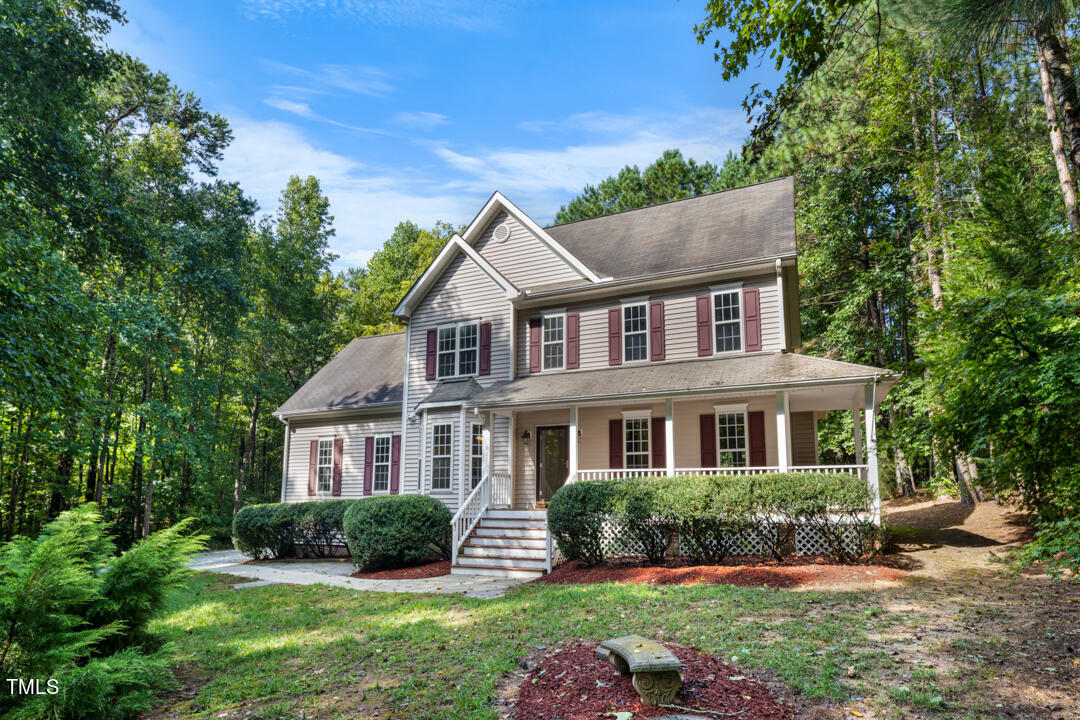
712;289;743;353
622;302;648;362
437;322;478;378
470;423;483;489
431;424;452;490
317;438;333;493
542;313;565;370
714;406;747;467
372;435;391;493
623;414;651;469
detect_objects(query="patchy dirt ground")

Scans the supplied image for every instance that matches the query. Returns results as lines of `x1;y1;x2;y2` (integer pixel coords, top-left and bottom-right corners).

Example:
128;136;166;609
350;559;451;580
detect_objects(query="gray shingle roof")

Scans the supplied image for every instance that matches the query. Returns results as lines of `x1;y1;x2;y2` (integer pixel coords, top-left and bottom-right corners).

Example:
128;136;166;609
275;333;404;416
419;377;484;406
544;177;796;280
469;352;891;407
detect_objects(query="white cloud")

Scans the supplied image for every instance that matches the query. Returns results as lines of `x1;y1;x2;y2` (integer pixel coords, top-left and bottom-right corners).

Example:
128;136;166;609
263;95;387;134
240;0;504;31
263;61;394;97
390;111;449;130
218;119;478;270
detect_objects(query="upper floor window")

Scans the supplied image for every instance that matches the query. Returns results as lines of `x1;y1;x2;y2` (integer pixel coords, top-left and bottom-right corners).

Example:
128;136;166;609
372;435;391;493
431;423;452;490
623;302;648;362
543;314;565;370
712;289;742;353
623;413;651;469
437;322;478;378
316;438;333;493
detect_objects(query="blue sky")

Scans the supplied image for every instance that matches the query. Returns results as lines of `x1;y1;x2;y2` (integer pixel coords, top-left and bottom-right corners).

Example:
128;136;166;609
108;1;777;270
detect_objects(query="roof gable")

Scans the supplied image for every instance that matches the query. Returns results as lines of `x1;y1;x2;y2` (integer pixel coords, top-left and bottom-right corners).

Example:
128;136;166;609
472;210;584;289
393;234;518;318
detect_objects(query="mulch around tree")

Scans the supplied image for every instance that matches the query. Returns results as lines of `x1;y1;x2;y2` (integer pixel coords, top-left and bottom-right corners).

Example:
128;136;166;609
534;556;907;589
508;642;796;720
350;559;451;580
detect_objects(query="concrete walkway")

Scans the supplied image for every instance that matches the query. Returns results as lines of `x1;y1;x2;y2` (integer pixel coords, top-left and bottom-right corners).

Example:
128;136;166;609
188;550;526;599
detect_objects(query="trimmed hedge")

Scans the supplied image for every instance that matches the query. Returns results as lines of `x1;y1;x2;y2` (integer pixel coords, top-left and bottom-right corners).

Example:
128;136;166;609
342;495;452;570
548;472;882;566
232;500;361;559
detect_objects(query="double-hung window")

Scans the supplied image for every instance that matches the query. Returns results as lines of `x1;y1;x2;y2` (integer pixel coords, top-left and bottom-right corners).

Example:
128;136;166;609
431;423;452;490
316;439;333;493
372;435;391;493
623;414;651;469
623;302;648;362
715;406;747;467
470;423;483;489
712;289;742;353
542;313;565;370
437;321;478;378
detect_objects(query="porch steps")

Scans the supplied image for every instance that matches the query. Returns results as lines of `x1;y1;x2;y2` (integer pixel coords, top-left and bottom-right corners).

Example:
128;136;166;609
451;509;548;579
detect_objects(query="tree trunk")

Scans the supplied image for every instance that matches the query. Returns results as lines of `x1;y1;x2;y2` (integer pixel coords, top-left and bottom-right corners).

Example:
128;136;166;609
142;450;157;540
1037;27;1080;207
1037;44;1080;229
235;353;265;516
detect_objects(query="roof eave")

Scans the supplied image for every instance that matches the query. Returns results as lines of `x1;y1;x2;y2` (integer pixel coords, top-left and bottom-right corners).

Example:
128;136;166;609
273;401;403;421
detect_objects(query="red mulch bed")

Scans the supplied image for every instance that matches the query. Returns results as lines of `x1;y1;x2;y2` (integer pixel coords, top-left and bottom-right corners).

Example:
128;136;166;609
350;559;451;580
512;642;794;720
534;555;907;589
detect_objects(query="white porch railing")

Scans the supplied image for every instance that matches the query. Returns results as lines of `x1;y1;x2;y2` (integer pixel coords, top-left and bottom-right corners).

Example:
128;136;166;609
491;472;512;508
451;475;490;565
574;465;867;482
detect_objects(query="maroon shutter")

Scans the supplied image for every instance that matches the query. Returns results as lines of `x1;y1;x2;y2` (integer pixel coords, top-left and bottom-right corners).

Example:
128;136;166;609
651;417;665;469
607;307;622;365
649;301;665;361
307;440;318;495
331;438;343;496
608;419;623;469
696;295;712;356
699;414;717;467
478;321;492;375
748;411;766;467
363;437;374;495
528;318;542;373
566;313;580;370
390;434;401;494
425;329;437;380
743;288;761;352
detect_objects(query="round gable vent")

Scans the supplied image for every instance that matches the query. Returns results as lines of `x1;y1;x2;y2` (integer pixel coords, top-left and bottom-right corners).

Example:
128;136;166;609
492;222;511;243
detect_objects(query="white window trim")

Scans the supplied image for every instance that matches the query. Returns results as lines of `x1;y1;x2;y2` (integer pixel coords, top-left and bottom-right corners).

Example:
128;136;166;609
469;422;484;490
436;320;480;379
621;300;650;364
710;286;745;355
430;422;453;492
541;311;567;371
316;437;334;495
623;415;652;470
714;405;749;468
372;434;392;494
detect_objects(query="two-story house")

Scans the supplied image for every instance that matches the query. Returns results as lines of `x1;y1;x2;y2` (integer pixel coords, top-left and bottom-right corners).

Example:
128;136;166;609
273;177;895;577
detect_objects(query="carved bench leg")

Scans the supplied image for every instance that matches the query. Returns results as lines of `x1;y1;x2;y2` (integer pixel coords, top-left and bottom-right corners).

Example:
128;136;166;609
631;670;681;706
595;646;630;674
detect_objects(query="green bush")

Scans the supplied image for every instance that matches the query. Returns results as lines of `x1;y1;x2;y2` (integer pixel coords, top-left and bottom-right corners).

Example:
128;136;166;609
0;504;205;720
547;480;617;565
1008;517;1080;581
548;472;881;566
343;495;452;570
293;500;361;558
231;503;297;559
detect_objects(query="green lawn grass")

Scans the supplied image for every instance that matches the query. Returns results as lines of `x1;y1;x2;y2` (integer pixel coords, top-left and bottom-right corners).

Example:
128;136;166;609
148;573;906;719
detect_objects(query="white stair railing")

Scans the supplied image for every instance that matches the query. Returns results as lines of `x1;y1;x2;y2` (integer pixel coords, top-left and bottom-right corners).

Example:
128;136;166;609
451;475;490;565
491;472;512;507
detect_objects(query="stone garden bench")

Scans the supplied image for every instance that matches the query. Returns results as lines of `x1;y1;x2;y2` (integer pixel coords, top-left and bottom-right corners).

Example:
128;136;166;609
596;635;683;705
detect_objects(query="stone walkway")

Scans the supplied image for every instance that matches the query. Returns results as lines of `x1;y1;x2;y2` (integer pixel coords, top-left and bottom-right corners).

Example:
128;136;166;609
188;550;525;599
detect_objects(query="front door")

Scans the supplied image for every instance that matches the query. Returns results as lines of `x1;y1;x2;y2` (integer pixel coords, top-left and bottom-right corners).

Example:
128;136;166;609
536;425;569;503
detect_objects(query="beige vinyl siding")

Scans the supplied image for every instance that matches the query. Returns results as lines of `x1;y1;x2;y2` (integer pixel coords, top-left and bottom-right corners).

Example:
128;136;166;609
473;211;583;289
516;275;781;376
283;413;401;503
492;414;510;475
790;411;819;466
404;251;513;510
423;409;461;512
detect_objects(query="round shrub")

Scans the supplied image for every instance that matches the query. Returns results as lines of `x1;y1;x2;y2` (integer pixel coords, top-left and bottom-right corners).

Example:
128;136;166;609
232;503;298;559
547;480;617;566
343;495;452;570
610;477;673;563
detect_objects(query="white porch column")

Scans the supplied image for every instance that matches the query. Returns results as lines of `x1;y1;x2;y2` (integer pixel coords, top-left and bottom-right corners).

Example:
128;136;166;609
568;405;579;481
664;399;675;476
852;407;864;465
776;390;791;471
863;383;881;518
481;411;492;479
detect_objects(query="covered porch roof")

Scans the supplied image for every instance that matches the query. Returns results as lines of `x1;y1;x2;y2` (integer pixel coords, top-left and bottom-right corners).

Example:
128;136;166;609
468;352;895;410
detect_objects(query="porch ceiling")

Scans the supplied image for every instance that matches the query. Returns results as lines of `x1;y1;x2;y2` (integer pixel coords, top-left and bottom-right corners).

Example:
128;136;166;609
469;352;895;409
